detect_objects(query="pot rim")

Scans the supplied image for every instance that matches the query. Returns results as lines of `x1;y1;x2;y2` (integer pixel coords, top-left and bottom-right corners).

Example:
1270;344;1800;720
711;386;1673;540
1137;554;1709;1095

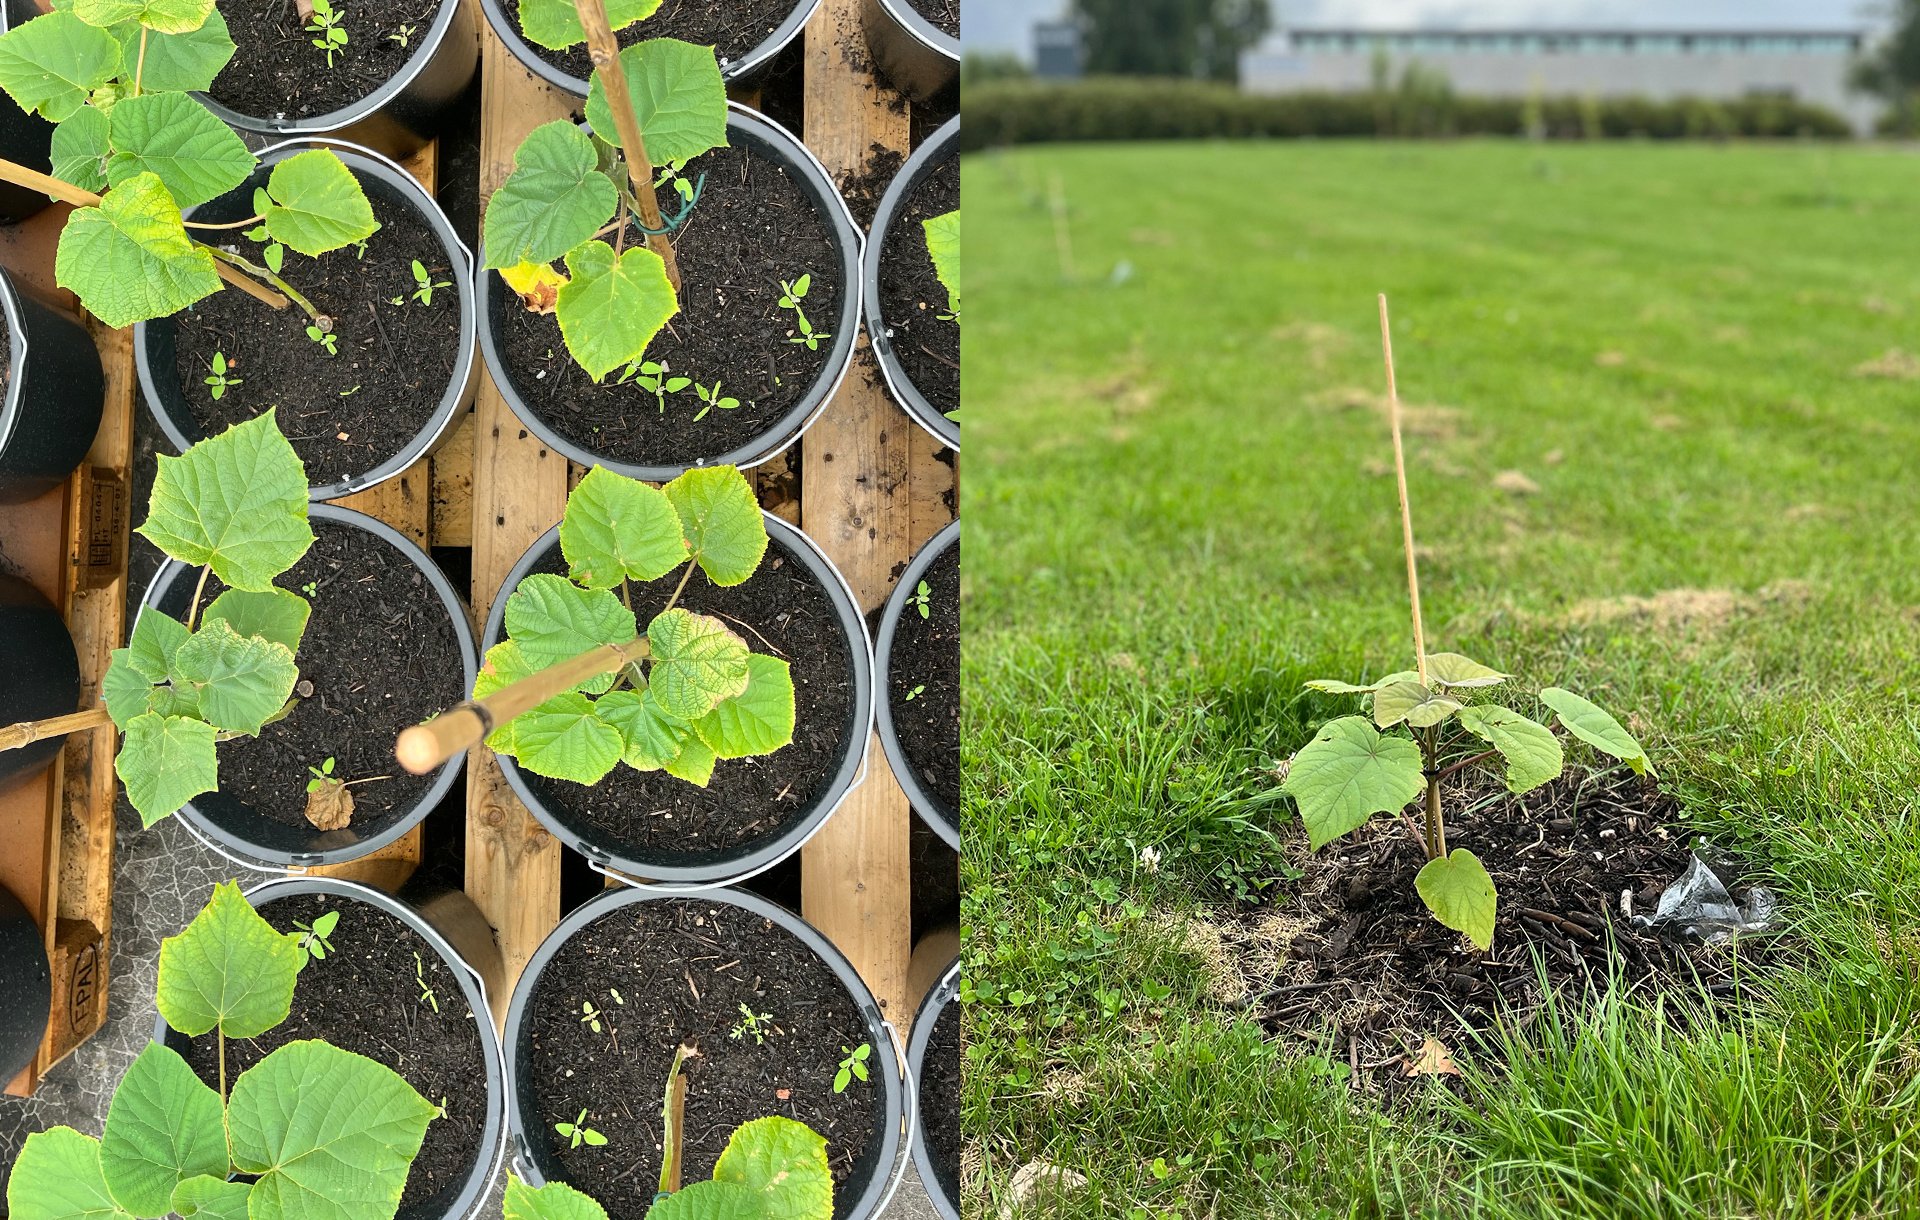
191;0;469;137
872;0;960;62
150;876;509;1220
861;114;960;450
501;883;907;1219
481;511;876;886
139;502;479;869
474;0;822;96
871;518;959;850
134;138;478;503
906;956;961;1220
474;102;862;483
0;265;27;459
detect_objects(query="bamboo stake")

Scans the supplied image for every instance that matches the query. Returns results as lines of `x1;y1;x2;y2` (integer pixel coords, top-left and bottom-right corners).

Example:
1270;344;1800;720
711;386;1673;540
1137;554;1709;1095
572;0;682;291
657;1042;698;1196
1378;294;1428;687
0;157;291;312
0;707;112;753
394;638;650;775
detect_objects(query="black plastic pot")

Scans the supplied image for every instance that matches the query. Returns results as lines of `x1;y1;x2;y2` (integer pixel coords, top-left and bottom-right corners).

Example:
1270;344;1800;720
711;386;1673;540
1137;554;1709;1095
907;957;960;1220
0;884;50;1085
0;0;54;224
863;116;958;450
874;519;958;850
153;877;508;1220
859;0;958;103
135;140;477;502
0;575;80;790
196;0;477;159
483;513;873;886
503;885;905;1219
141;504;477;869
0;266;106;504
476;105;860;483
477;0;819;97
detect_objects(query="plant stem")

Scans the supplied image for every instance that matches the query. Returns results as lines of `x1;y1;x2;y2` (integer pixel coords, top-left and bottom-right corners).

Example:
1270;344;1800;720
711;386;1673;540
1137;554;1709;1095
186;564;212;630
217;1029;227;1102
201;246;328;324
1433;747;1501;784
570;0;682;291
0;158;291;311
0;706;113;753
135;27;148;95
1377;295;1428;688
661;560;697;617
185;213;267;231
658;1042;697;1196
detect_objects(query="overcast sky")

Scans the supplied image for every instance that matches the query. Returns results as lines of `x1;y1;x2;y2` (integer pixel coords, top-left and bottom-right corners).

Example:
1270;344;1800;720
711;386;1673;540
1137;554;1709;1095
969;0;1883;58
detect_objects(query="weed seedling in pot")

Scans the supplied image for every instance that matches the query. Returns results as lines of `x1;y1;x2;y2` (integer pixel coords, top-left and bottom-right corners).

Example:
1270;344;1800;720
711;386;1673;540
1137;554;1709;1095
506;1042;836;1220
205;352;241;399
396;465;797;792
304;0;349;67
292;908;339;960
1277;298;1652;951
0;0;379;334
7;883;436;1219
833;1042;872;1094
555;1109;607;1149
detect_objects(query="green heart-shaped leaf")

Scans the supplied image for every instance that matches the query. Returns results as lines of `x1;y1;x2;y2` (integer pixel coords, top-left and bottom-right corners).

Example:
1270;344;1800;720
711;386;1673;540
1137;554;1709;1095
708;1116;833;1219
695;654;794;760
923;209;959;312
1415;848;1499;951
509;692;624;785
663;465;767;588
502;1176;608;1220
111;9;233;93
1423;652;1511;689
98;1044;228;1217
167;1177;251;1220
51;105;110;192
1373;680;1461;729
503;573;637;684
55;171;220;329
201;588;311;655
483;121;618;271
1539;687;1652;775
583;37;728;165
594;687;692;771
648;608;749;721
555;240;679;381
261;149;376;256
115;712;217;827
172;619;298;735
1455;705;1562;794
155;880;302;1038
135;411;314;591
0;12;122;122
516;0;660;51
1281;715;1425;850
106;92;254;209
560;465;689;589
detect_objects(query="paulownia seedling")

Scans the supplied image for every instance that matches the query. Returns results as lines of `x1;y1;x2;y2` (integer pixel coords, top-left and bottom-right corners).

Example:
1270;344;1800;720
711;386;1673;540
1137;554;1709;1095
777;273;831;351
1278;299;1651;952
482;0;730;381
924;209;960;323
555;1109;607;1150
5;882;436;1220
0;0;379;332
396;465;796;791
503;1042;833;1220
292;908;339;960
102;411;317;828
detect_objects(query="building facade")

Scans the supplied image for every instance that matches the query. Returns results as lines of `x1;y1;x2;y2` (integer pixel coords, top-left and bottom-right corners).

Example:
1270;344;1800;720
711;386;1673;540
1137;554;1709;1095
1243;28;1878;133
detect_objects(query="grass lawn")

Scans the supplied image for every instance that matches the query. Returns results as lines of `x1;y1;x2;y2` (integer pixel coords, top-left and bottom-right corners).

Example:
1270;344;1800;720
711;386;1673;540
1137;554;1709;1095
961;139;1920;1219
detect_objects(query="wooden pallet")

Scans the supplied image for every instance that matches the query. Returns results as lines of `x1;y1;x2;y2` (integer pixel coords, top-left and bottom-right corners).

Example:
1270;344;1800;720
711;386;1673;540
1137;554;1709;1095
0;208;132;1098
455;0;959;1023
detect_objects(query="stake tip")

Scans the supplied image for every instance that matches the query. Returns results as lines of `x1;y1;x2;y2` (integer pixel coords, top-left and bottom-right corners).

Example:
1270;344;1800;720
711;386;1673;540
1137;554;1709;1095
394;726;441;775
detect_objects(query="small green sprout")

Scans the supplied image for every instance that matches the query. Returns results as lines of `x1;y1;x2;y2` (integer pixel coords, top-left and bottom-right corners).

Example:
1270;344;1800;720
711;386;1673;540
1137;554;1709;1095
414;951;439;1014
387;22;416;46
292;910;339;961
301;580;318;597
306;756;337;792
306;0;349;67
351;238;369;260
609;987;624;1005
580;1000;604;1033
904;684;925;701
778;274;830;352
908;579;931;619
410;259;451;306
617;359;691;413
729;1002;774;1046
693;380;739;421
833;1043;871;1093
204;351;241;400
306;324;339;356
555;1109;607;1149
655;163;696;205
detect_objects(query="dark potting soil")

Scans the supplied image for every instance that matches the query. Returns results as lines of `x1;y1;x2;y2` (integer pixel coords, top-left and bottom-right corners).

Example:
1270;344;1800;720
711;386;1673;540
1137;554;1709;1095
173;187;461;490
179;893;490;1210
501;0;799;79
886;539;958;818
200;520;466;834
206;0;444;121
920;998;960;1204
906;0;959;38
877;150;958;418
837;144;906;233
495;143;842;469
522;898;883;1220
1241;769;1779;1084
514;534;855;864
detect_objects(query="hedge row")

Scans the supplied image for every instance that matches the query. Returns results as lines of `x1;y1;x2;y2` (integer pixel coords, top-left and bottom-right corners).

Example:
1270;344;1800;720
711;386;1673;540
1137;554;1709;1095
959;78;1855;150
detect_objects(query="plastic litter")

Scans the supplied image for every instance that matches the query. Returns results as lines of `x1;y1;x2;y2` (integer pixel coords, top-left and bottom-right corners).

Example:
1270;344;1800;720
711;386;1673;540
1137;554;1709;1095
1633;854;1776;945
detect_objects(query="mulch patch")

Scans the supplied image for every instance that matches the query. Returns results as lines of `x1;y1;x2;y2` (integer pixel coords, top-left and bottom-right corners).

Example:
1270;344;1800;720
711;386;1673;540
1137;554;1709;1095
1239;769;1781;1084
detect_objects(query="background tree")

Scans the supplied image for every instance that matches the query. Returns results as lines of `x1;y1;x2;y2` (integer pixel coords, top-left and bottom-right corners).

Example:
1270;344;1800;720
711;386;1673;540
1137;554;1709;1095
1852;0;1920;134
1073;0;1272;84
